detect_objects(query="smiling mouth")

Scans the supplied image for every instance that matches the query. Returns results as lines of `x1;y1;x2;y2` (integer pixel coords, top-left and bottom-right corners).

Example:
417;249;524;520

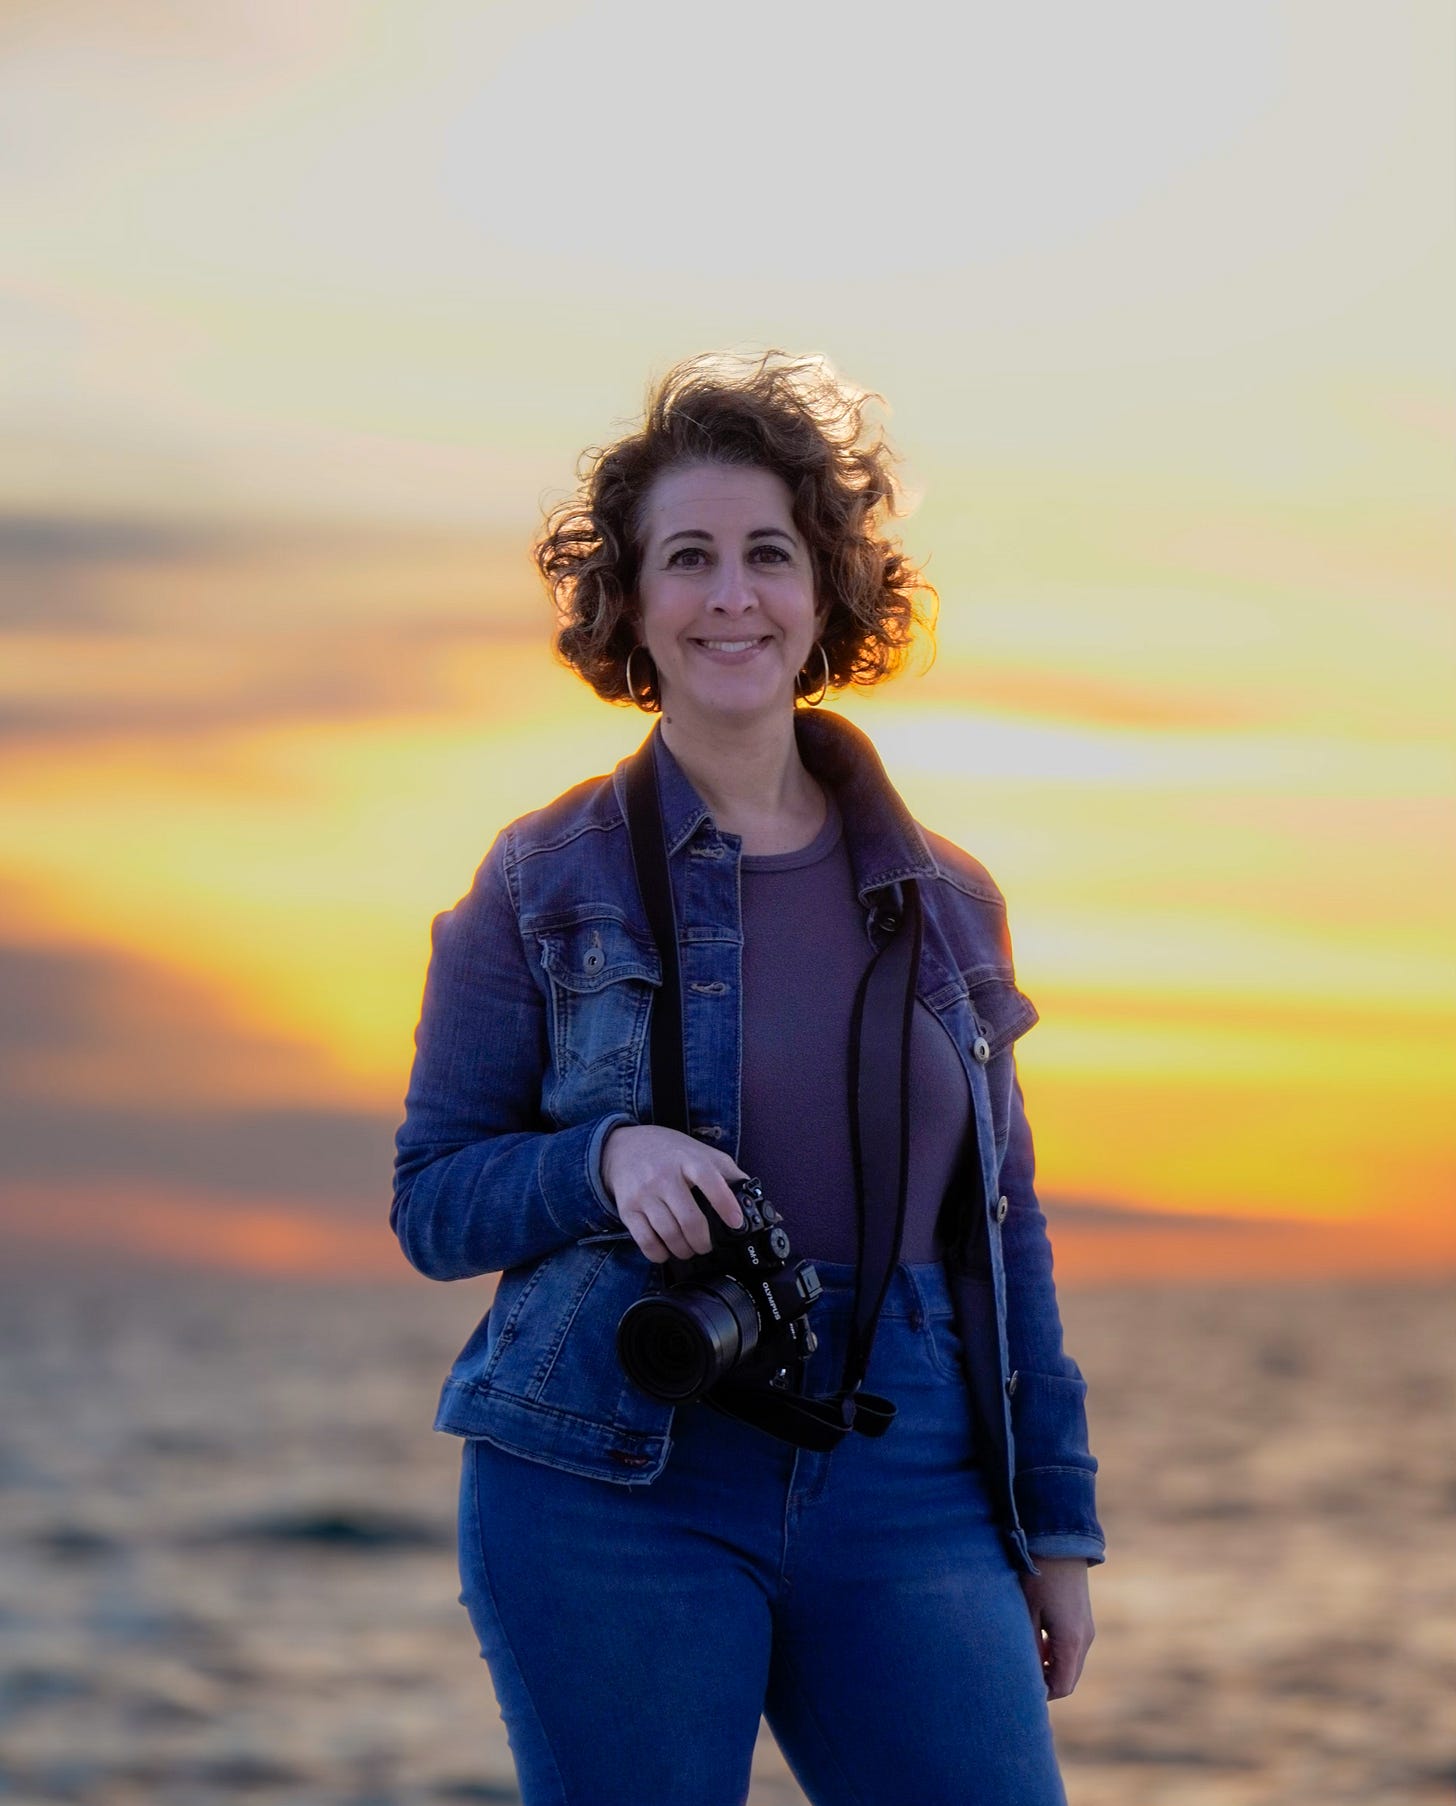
691;637;771;652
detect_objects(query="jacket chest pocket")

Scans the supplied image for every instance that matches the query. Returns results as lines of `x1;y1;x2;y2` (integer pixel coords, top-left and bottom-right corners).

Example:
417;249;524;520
535;917;662;1083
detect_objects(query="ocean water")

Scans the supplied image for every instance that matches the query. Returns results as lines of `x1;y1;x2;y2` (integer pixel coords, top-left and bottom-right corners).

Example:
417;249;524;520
2;1261;1453;1806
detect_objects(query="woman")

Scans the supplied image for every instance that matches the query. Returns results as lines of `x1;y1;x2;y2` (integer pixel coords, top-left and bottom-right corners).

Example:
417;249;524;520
392;351;1104;1806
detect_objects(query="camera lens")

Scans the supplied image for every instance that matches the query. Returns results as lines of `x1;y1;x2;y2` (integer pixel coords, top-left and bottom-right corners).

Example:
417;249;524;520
617;1281;760;1403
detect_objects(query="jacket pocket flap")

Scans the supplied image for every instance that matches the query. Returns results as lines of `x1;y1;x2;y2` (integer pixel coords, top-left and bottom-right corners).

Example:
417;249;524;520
967;978;1039;1056
537;919;662;994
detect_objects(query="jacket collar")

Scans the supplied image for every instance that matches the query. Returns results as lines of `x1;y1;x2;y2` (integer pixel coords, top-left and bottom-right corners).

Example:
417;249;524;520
619;710;936;906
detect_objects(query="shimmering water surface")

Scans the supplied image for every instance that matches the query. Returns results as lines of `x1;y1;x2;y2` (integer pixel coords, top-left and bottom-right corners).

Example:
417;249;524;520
2;1265;1452;1805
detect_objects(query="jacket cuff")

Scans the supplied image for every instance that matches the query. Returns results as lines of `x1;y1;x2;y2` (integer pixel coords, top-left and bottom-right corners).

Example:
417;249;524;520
1014;1464;1105;1564
536;1110;634;1236
1024;1533;1106;1566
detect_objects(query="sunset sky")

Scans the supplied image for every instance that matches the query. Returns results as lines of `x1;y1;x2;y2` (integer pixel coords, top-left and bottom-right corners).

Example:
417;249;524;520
1;0;1452;1282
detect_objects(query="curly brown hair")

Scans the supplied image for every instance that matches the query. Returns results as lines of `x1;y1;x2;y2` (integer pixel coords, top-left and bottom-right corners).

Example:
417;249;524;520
533;349;937;710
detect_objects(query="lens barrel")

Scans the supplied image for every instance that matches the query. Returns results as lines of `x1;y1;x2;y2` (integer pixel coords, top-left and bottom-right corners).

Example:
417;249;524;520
616;1279;761;1403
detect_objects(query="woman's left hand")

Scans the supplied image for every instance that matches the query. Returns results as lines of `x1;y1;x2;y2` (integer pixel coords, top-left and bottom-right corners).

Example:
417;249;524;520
1018;1558;1095;1700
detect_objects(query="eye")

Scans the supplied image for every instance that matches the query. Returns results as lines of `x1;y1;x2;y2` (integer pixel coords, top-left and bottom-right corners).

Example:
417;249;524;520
752;543;791;562
666;546;708;568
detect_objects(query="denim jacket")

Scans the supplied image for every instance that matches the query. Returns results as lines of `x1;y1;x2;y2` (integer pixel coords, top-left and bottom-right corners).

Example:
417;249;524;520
392;709;1105;1574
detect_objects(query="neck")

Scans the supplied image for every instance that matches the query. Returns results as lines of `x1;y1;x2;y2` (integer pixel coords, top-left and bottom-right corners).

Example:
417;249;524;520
658;706;822;843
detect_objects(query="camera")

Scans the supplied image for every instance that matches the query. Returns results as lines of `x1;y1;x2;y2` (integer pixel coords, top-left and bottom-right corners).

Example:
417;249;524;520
615;1176;823;1404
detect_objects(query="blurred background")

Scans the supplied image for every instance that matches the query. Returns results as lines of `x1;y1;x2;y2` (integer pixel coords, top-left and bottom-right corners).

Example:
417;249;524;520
2;2;1452;1803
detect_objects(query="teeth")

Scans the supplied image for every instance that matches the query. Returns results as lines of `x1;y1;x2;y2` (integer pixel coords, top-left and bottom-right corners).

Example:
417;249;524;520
697;638;765;651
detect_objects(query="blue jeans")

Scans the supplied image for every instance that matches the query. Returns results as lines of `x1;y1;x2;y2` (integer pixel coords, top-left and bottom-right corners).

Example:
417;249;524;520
456;1260;1067;1806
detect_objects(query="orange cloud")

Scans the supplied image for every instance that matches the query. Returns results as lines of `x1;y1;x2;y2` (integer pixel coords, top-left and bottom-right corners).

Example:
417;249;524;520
915;663;1255;731
1045;1206;1456;1287
0;1182;405;1283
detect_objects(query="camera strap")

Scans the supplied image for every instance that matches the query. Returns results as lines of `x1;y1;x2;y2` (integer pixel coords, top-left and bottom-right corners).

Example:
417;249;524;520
843;875;922;1425
622;725;921;1453
623;730;690;1137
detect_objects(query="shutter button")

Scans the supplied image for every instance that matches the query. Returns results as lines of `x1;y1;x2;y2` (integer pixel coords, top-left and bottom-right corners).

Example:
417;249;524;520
995;1194;1009;1223
971;1035;991;1064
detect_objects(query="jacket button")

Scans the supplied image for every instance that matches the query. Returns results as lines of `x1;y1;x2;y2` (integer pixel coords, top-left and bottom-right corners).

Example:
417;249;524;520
995;1194;1009;1224
971;1035;991;1064
583;948;605;974
880;912;899;934
1005;1370;1019;1398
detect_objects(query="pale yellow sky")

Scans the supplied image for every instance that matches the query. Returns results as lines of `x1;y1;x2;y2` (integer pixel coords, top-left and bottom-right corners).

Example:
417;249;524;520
3;1;1451;522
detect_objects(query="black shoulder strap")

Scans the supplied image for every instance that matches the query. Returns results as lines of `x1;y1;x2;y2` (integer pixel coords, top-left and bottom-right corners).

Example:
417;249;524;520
845;880;923;1399
622;731;689;1134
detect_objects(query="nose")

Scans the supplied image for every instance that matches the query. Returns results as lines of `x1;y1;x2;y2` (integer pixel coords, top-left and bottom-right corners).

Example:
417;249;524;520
706;555;757;617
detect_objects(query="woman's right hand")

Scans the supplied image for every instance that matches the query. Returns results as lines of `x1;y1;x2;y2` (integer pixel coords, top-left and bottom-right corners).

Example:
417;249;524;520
599;1125;748;1263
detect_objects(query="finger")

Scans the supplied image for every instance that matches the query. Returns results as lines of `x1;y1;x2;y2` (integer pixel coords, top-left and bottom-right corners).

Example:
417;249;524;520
693;1149;749;1192
693;1173;745;1231
1026;1613;1057;1692
1034;1624;1053;1690
633;1228;673;1264
665;1186;717;1257
644;1194;705;1262
623;1209;673;1264
1042;1631;1085;1701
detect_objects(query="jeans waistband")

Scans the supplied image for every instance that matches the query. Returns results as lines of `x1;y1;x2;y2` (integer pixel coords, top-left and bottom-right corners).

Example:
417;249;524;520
802;1258;956;1322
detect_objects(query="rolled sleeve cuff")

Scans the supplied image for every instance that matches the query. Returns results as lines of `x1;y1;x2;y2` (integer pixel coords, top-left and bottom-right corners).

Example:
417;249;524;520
1014;1465;1105;1566
1024;1533;1106;1566
586;1111;634;1223
535;1111;635;1238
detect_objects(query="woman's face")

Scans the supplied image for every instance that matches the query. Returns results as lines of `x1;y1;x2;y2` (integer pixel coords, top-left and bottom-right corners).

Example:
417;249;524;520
633;462;826;728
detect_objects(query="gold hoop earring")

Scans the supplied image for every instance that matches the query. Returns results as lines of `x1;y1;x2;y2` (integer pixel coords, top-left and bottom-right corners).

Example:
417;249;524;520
795;640;830;707
625;644;659;712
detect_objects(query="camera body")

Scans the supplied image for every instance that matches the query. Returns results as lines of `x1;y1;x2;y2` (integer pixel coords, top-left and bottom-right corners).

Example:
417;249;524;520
615;1176;823;1404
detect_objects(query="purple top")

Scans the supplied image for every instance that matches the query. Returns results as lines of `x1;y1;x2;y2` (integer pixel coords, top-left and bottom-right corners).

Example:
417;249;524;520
737;785;975;1265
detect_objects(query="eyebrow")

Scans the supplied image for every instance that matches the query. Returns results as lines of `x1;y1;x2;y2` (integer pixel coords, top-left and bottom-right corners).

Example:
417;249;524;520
659;527;796;548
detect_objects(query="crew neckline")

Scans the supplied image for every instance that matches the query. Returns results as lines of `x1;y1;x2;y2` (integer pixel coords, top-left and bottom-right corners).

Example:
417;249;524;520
739;786;843;872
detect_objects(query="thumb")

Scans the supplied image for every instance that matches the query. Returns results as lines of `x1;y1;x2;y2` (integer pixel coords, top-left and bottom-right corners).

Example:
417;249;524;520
1023;1599;1053;1691
1040;1613;1085;1699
